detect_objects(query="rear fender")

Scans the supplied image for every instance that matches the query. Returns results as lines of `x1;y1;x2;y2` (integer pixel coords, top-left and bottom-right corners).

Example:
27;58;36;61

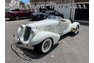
71;22;80;29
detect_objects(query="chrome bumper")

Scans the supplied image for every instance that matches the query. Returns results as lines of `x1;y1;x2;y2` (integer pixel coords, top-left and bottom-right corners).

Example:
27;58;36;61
16;42;34;50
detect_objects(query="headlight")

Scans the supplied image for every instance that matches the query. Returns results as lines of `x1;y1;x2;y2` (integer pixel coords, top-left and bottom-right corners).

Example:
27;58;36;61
19;26;24;37
17;25;24;39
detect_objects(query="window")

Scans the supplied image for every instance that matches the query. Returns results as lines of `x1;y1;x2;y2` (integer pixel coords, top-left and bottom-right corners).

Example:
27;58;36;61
12;9;20;11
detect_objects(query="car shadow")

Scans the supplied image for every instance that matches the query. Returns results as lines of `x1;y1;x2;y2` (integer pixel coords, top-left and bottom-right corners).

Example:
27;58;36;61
21;44;58;59
59;32;78;40
11;42;58;61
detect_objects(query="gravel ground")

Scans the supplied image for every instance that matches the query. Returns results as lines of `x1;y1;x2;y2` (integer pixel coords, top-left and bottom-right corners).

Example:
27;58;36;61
5;19;89;63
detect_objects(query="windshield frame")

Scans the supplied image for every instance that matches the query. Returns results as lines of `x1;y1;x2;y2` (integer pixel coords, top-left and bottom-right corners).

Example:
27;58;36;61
47;15;61;21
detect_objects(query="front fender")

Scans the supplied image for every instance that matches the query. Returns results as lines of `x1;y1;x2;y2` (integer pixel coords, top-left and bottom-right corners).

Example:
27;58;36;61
30;31;60;45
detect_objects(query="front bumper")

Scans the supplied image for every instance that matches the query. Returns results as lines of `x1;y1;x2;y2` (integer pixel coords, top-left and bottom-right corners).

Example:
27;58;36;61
16;42;34;49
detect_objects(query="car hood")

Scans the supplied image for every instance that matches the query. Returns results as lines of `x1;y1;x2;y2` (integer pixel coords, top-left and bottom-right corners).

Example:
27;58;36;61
26;19;59;28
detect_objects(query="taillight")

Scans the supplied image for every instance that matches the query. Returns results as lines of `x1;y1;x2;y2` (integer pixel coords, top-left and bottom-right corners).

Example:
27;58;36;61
17;26;24;38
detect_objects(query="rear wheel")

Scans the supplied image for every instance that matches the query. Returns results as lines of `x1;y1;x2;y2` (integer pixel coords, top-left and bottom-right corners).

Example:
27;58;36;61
10;17;14;20
34;38;53;53
72;25;79;35
15;16;20;20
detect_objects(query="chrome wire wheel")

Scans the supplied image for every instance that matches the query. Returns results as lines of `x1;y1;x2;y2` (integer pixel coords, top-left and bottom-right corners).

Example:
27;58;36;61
41;39;52;53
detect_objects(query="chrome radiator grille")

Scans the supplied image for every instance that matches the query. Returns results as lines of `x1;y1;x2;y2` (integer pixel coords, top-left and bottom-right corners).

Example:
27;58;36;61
23;26;31;41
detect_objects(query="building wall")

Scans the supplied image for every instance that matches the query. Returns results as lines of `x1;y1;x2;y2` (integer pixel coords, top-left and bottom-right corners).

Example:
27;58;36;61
74;0;89;2
31;0;71;4
31;0;89;4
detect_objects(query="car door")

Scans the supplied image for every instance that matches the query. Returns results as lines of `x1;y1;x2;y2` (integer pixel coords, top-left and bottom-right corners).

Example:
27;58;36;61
21;10;27;17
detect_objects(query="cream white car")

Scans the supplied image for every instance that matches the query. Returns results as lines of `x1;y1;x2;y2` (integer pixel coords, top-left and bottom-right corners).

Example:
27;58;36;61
16;15;80;53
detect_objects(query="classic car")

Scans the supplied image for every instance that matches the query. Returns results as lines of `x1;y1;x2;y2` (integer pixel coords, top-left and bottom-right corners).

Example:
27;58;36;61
15;15;80;53
45;10;64;18
6;8;32;20
30;10;64;21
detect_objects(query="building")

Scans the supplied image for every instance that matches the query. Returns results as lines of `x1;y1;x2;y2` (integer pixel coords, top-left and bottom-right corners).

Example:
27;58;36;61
31;0;70;4
31;0;89;3
5;0;89;21
74;1;89;20
74;0;89;2
30;0;89;21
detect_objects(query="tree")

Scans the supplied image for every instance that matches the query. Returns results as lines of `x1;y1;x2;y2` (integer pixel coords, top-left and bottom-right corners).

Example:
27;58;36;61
30;0;32;4
19;1;26;8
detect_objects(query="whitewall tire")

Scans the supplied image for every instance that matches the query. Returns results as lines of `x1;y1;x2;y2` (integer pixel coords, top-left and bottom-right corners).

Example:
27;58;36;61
34;38;53;53
72;25;79;35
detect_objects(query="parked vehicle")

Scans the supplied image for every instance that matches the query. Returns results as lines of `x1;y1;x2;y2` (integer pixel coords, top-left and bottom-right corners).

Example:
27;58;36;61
6;8;32;20
5;8;10;18
45;10;64;18
30;10;64;21
15;15;80;53
30;12;48;21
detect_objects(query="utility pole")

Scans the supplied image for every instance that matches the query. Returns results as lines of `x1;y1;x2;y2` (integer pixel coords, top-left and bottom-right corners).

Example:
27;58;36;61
69;0;75;21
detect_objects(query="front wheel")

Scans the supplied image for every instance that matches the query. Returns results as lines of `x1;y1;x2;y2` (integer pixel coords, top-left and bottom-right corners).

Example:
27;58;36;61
34;38;53;53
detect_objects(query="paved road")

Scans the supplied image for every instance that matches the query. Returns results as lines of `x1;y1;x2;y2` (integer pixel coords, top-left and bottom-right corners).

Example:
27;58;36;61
5;19;89;63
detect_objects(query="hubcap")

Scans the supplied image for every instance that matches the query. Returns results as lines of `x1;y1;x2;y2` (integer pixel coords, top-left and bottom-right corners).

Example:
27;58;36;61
42;39;52;53
43;41;50;50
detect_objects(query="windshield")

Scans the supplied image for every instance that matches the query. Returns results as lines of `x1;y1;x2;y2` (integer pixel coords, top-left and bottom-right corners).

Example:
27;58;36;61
47;15;60;20
11;9;20;11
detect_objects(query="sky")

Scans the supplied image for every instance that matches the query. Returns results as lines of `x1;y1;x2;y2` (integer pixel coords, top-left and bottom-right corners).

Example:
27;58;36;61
20;0;30;3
